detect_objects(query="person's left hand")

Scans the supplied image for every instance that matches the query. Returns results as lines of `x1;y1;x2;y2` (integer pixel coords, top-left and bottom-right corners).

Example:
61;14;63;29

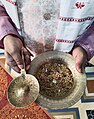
71;46;87;73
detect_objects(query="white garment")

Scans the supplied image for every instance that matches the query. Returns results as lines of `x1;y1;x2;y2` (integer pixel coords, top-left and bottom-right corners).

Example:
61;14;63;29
54;0;94;52
1;0;94;53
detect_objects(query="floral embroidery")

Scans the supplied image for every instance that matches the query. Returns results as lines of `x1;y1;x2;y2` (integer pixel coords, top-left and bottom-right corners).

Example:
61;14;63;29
75;2;85;9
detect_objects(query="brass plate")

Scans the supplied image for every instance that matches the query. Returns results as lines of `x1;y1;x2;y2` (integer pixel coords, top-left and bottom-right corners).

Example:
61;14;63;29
29;51;86;109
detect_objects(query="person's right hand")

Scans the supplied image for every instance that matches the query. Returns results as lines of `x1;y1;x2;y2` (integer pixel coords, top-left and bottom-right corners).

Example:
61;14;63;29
3;35;32;73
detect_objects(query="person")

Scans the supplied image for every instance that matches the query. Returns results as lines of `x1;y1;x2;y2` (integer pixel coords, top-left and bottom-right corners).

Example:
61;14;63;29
0;0;94;73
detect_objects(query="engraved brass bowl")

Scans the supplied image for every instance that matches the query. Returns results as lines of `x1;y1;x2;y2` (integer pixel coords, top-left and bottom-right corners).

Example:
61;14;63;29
28;51;86;109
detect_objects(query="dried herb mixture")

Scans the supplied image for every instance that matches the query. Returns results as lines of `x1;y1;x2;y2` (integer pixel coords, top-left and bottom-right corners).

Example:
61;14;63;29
35;59;74;100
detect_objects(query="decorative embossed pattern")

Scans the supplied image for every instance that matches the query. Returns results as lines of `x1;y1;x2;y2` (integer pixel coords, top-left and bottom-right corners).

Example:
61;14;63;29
16;0;60;54
0;65;53;119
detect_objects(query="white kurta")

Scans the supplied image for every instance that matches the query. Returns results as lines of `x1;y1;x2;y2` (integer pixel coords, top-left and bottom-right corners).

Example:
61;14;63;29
1;0;94;54
55;0;94;51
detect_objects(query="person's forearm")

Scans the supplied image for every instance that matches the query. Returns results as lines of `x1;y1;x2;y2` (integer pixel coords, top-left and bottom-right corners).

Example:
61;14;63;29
75;22;94;60
0;5;22;48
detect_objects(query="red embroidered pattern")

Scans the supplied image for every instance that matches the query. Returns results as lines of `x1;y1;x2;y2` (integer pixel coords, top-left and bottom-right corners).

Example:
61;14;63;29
6;0;17;6
75;2;85;9
59;17;94;22
56;39;75;43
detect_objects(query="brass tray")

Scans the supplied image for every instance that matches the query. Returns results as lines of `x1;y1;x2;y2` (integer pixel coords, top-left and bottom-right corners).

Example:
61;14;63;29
29;51;86;109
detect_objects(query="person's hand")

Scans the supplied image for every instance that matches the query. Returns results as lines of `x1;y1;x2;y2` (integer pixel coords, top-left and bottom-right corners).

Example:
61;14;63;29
71;46;87;73
3;35;32;73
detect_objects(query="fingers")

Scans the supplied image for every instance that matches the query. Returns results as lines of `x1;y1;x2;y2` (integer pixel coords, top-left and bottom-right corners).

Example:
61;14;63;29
72;47;87;73
12;50;24;69
74;54;84;73
23;47;31;70
5;47;32;72
5;52;21;72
